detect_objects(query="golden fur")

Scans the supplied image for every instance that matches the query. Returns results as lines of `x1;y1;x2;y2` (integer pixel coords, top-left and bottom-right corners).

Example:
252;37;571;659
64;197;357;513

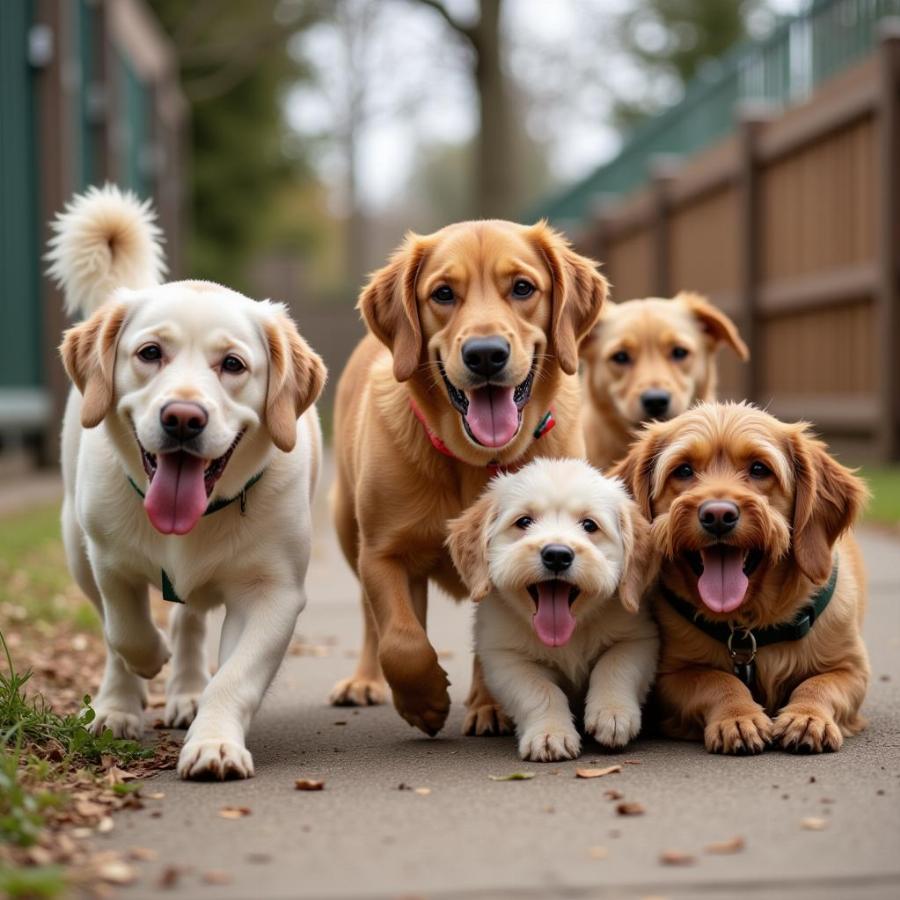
581;292;748;469
329;220;608;736
612;402;870;754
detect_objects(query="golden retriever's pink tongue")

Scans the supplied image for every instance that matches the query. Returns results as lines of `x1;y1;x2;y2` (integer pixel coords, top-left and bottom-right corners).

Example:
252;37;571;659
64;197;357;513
698;545;748;614
144;451;208;535
532;582;576;647
464;385;518;448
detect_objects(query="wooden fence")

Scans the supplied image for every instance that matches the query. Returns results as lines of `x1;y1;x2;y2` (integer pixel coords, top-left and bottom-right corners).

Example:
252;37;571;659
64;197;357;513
579;28;900;462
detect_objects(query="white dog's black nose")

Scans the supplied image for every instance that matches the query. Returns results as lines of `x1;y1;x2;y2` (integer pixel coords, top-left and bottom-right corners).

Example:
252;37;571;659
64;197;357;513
160;401;208;441
699;500;740;537
541;543;574;573
640;389;671;419
462;337;510;379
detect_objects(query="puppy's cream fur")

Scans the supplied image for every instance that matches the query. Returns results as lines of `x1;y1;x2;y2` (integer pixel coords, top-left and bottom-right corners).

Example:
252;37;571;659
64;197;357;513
48;185;325;780
448;459;660;762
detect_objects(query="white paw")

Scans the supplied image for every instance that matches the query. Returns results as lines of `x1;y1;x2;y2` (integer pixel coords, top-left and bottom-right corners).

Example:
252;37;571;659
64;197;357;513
177;739;254;781
518;724;581;762
88;706;144;741
115;629;171;680
586;704;642;748
329;676;387;707
164;693;202;729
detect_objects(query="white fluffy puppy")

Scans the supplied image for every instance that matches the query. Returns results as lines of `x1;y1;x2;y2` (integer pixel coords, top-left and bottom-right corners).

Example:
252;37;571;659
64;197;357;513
448;458;660;762
47;186;325;780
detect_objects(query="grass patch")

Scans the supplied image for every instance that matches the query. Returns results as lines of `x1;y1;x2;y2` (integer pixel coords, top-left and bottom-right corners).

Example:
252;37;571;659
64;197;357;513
859;467;900;525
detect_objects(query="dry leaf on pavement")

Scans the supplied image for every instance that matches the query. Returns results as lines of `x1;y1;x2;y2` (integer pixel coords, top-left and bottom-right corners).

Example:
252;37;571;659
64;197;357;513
414;787;432;796
219;806;252;819
202;870;233;885
705;836;745;854
801;817;828;830
295;779;325;791
604;789;624;800
616;801;645;816
660;850;697;866
488;773;536;781
576;765;622;779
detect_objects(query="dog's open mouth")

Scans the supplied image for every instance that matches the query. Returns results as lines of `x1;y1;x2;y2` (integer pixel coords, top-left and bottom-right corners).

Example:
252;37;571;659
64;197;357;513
439;357;536;449
138;431;243;536
526;580;581;647
683;546;763;615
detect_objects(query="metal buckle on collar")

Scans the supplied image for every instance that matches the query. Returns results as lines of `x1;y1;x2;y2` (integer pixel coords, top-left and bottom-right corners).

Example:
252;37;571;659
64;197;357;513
726;627;757;664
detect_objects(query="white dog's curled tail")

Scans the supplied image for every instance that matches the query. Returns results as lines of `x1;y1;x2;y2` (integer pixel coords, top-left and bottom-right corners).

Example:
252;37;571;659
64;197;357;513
46;184;166;318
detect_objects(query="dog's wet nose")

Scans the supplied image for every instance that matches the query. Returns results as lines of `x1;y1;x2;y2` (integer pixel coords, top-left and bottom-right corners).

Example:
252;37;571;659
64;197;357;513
541;543;574;573
160;401;208;442
462;337;510;379
699;500;740;537
640;389;671;420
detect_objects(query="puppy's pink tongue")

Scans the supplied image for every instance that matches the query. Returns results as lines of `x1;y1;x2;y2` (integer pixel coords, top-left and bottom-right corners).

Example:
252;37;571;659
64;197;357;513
464;385;519;448
532;581;576;647
698;545;748;613
144;451;208;535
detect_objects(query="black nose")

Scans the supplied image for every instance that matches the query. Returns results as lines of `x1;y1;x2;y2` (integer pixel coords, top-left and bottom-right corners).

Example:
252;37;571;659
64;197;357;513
699;500;740;537
160;401;208;441
541;543;574;573
641;389;671;419
462;337;510;379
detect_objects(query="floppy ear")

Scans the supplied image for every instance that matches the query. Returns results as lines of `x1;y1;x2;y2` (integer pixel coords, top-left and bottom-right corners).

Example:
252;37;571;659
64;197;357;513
617;498;658;613
676;291;749;361
446;490;498;602
608;430;659;520
59;301;129;428
530;221;608;375
789;425;868;584
264;310;327;453
358;233;430;382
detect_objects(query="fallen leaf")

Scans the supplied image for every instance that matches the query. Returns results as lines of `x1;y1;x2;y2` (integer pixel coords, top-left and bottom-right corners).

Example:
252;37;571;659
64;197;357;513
604;789;624;801
705;836;745;855
202;870;233;885
616;801;645;816
219;806;252;819
96;816;114;834
488;772;536;781
97;860;136;884
146;791;165;800
295;778;325;791
660;850;697;866
588;845;609;860
576;765;622;779
157;865;181;888
414;787;432;796
801;817;828;831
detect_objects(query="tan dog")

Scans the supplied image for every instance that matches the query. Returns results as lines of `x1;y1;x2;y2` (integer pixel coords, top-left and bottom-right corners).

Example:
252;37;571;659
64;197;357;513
329;220;607;736
581;292;748;469
612;402;869;754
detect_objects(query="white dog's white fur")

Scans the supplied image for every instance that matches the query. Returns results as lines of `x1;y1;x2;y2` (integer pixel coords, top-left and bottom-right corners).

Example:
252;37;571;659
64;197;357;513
47;185;325;780
448;459;660;762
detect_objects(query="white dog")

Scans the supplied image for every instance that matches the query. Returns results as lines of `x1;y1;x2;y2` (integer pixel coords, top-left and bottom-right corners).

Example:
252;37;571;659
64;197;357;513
47;186;325;780
447;459;660;762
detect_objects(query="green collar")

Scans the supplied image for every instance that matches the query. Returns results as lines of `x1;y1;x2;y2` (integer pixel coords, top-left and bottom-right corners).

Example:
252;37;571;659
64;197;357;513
126;469;264;603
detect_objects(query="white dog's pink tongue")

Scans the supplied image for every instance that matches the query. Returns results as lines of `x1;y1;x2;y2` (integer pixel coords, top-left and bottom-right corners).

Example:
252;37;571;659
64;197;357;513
698;546;748;613
144;451;208;535
464;385;519;448
532;581;576;647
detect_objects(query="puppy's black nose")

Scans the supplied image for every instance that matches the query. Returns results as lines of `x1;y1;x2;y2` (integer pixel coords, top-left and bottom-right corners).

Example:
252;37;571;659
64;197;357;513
541;543;574;573
641;389;671;419
462;337;510;379
699;500;740;537
160;401;208;441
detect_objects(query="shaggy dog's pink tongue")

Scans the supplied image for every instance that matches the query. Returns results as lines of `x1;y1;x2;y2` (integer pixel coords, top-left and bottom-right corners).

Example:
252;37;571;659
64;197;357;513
144;451;208;535
464;385;519;448
698;545;748;614
532;581;576;647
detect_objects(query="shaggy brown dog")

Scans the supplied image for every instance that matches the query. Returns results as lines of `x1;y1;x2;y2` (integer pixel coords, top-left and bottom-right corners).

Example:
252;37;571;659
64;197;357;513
581;293;748;469
612;402;869;754
329;220;608;736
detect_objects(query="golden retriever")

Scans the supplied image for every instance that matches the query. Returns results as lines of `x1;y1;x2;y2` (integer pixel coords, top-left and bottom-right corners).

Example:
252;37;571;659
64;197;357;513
612;402;869;754
48;186;325;779
447;458;659;761
581;292;748;468
329;220;608;736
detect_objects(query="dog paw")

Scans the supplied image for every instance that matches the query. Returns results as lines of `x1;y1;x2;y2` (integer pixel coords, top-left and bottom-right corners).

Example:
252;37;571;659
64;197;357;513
177;739;254;781
88;706;144;741
463;702;514;736
329;676;387;707
586;704;641;748
519;724;581;762
392;681;451;737
164;693;202;729
772;706;843;753
705;709;773;755
380;638;450;736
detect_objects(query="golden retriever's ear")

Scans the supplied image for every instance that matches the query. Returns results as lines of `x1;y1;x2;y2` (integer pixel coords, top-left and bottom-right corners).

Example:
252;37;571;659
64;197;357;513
677;291;749;361
446;491;498;602
530;222;608;375
358;233;430;382
264;311;327;453
617;498;658;613
789;426;868;584
59;302;128;428
609;431;659;520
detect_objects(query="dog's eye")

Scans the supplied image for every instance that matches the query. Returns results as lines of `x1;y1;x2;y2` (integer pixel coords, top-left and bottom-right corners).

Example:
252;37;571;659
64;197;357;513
514;516;533;529
431;285;455;305
610;350;631;365
671;346;690;360
511;279;535;299
137;344;162;363
749;461;772;479
222;355;246;374
581;518;599;534
673;463;694;480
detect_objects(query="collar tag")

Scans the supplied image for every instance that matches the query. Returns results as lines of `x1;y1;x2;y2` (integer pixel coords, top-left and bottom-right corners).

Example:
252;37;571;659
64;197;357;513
161;569;183;604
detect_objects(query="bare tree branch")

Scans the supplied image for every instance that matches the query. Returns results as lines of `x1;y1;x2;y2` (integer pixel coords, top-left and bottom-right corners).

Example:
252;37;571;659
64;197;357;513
413;0;478;47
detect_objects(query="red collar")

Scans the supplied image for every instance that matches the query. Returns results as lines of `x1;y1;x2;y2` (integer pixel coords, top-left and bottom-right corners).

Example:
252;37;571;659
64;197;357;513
408;399;555;475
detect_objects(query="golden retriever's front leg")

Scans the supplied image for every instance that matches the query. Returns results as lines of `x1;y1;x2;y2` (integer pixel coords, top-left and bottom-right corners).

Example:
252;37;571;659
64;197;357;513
463;656;513;736
360;550;450;735
658;667;773;755
329;593;387;707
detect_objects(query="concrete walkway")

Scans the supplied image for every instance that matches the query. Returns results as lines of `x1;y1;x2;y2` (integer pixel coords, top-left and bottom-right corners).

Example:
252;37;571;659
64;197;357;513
101;464;900;899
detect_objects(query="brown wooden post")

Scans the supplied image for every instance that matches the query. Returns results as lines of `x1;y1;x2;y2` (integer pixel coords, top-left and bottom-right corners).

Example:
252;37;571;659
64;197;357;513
650;157;678;297
877;23;900;462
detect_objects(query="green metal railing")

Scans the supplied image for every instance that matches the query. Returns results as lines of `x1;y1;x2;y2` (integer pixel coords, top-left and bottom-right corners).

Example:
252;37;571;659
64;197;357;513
539;0;900;225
